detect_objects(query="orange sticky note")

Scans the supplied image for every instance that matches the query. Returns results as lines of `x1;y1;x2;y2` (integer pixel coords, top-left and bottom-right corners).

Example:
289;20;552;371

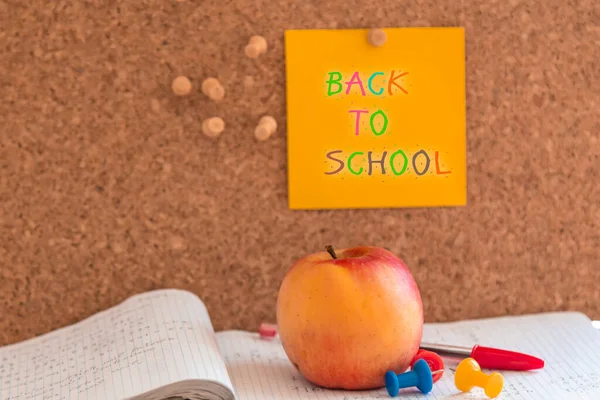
284;27;466;209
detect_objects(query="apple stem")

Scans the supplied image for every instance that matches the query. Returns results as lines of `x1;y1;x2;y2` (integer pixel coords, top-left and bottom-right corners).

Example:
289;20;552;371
325;245;337;259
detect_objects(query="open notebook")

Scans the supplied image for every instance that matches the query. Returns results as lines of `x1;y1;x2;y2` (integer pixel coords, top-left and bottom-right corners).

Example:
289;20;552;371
2;289;600;400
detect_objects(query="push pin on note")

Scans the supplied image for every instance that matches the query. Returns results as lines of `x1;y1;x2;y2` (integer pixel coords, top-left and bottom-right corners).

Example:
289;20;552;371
368;28;387;47
259;323;277;339
385;359;433;397
454;358;504;398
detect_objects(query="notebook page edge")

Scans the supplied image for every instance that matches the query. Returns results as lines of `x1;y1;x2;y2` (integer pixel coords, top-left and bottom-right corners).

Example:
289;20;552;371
0;289;234;400
122;379;235;400
423;310;593;328
0;288;200;353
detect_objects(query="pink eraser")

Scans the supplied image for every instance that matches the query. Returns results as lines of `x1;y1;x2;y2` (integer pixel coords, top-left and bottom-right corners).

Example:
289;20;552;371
259;323;278;338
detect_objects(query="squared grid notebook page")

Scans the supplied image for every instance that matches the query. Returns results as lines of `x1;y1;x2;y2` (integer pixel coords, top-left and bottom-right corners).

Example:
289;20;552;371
0;289;234;400
216;311;600;400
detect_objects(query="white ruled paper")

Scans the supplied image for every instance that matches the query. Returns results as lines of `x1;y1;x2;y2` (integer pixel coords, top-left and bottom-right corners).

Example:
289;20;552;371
0;289;234;400
216;312;600;399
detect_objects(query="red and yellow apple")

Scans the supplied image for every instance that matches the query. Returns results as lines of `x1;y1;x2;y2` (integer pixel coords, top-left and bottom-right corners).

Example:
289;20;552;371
276;245;423;390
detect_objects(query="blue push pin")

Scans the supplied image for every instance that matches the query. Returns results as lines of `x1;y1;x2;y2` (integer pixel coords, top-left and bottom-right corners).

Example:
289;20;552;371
385;358;433;397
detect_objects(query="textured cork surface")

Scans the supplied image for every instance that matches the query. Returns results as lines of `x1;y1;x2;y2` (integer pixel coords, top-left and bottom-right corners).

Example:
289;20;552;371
1;1;599;346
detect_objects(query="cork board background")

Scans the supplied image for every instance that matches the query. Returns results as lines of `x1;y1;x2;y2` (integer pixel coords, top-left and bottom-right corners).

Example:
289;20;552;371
1;0;599;347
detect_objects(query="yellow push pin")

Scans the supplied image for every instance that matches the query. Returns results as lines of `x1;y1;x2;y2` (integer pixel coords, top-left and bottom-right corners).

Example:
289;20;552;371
454;358;504;398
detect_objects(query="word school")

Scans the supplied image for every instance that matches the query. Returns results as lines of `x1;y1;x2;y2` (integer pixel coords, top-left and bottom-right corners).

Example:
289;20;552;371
325;149;451;176
322;70;453;177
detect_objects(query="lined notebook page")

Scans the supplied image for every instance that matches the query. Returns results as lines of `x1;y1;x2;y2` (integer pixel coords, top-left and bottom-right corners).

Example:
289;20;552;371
216;312;600;399
0;289;234;400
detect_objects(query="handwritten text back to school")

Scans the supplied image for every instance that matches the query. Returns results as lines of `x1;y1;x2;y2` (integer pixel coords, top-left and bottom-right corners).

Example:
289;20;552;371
323;71;451;177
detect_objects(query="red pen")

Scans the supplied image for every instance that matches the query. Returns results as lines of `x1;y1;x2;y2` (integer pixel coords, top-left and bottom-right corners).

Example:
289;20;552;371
419;342;545;371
